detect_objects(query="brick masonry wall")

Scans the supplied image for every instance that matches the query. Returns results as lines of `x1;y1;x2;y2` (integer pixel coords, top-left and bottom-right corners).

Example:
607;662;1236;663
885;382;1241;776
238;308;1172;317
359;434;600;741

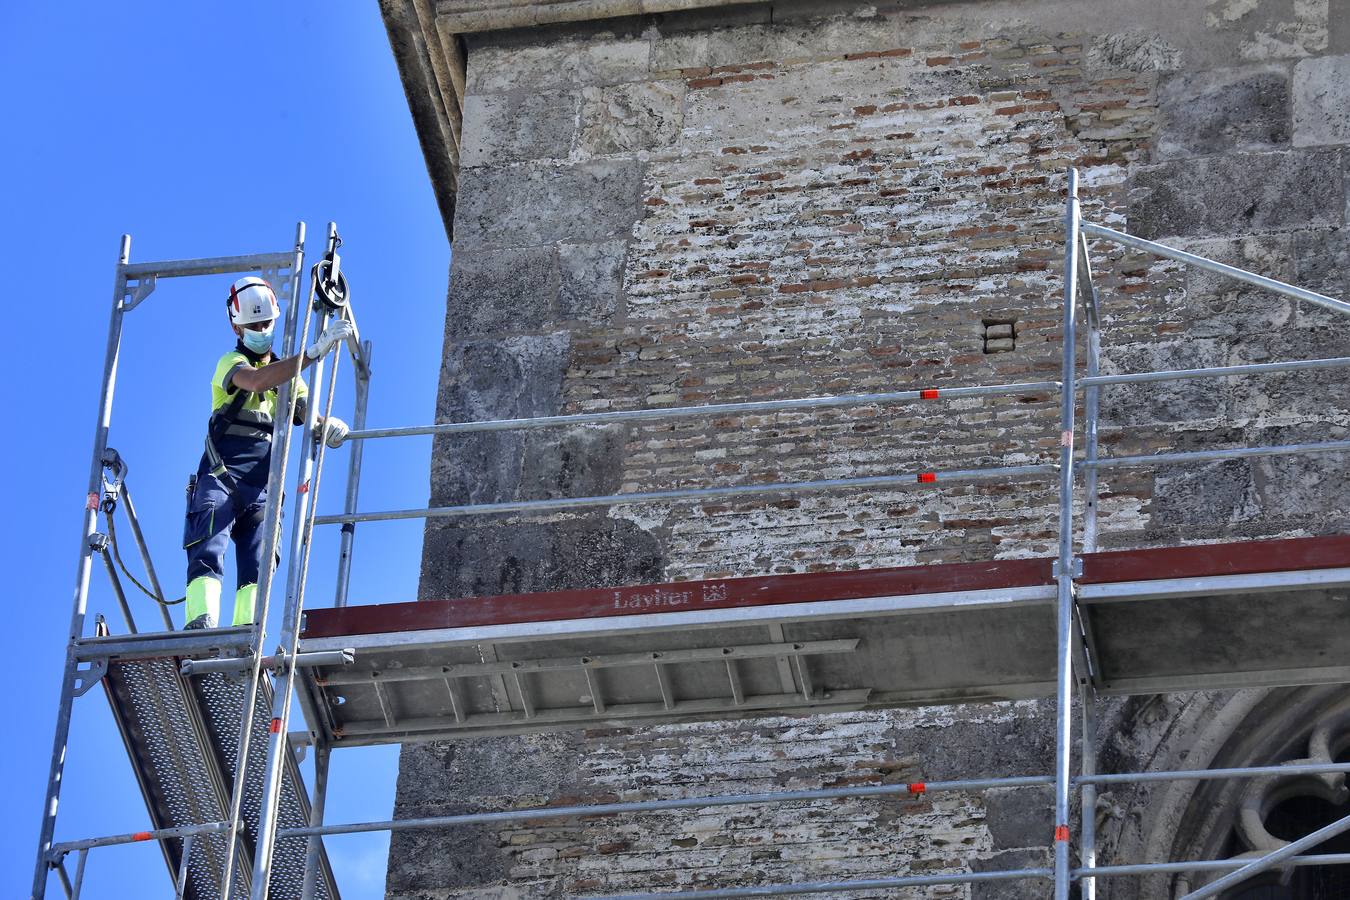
391;1;1350;897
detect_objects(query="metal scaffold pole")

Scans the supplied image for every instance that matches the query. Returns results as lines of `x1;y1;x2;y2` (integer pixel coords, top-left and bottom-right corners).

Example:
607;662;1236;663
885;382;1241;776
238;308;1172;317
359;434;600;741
1080;682;1099;899
1052;167;1082;900
333;340;371;608
117;479;176;631
299;745;332;900
251;223;346;899
31;235;132;900
218;222;309;900
1077;218;1103;900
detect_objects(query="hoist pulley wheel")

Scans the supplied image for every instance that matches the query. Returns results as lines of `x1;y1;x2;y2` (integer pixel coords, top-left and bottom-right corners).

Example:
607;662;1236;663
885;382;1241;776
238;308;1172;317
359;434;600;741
312;258;350;312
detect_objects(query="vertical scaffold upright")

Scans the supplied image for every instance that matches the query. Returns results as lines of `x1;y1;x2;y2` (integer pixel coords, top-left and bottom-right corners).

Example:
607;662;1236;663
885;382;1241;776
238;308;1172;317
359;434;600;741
33;171;1350;900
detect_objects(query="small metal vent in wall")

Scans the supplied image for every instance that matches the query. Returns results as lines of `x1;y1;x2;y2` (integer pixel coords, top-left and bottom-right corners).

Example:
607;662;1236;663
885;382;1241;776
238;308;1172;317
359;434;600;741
983;319;1016;353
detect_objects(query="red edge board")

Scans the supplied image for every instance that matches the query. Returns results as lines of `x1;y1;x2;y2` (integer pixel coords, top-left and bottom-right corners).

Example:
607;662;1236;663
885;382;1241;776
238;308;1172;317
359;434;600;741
302;557;1053;639
301;535;1350;640
1079;534;1350;584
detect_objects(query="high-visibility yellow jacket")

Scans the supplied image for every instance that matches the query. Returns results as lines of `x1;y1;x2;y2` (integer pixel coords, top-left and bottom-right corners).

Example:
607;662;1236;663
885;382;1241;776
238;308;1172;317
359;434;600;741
202;343;309;488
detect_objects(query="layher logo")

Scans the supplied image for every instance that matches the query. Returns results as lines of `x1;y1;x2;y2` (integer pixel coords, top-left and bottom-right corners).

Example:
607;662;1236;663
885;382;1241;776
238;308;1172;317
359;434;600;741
611;581;730;611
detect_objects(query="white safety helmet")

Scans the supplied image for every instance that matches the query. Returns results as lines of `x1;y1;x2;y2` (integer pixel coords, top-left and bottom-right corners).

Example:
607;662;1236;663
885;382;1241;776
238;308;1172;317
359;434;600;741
227;276;280;327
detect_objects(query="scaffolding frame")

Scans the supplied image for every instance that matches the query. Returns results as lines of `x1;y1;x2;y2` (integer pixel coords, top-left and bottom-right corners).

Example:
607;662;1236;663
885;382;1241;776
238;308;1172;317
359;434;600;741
33;170;1350;900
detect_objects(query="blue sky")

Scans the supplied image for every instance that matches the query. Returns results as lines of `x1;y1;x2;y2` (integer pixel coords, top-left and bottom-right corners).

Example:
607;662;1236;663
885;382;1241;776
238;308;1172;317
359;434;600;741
5;3;450;896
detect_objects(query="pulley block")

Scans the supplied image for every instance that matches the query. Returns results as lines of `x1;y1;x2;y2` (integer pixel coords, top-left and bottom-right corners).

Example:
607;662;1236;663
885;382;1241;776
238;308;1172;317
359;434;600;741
312;257;350;312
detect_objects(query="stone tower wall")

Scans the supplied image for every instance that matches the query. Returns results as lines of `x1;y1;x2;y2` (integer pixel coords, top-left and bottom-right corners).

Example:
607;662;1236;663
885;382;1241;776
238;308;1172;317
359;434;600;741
388;1;1350;897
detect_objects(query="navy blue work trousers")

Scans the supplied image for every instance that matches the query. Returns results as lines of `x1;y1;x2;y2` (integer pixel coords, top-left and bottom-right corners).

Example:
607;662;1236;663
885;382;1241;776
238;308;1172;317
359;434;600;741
183;468;269;588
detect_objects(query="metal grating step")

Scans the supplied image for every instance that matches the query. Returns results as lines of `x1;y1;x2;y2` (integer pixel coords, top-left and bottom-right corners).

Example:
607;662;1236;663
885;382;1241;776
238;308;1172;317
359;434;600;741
104;655;340;899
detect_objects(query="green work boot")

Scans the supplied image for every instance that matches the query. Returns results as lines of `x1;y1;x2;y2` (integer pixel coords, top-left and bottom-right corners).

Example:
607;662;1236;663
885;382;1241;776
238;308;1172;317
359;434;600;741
184;577;221;630
233;583;258;627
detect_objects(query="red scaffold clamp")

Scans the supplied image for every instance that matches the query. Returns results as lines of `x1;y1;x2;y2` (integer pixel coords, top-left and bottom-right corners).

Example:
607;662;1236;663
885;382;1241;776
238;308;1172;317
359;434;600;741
917;472;937;484
1054;824;1071;843
920;389;940;400
908;782;927;795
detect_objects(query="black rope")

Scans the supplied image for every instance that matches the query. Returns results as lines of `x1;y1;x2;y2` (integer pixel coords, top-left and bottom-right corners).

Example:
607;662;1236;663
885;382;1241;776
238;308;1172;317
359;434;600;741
103;508;186;606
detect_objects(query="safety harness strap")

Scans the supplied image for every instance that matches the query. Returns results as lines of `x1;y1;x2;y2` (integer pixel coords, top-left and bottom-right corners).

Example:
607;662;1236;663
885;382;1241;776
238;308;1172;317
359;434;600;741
205;386;257;494
204;346;305;493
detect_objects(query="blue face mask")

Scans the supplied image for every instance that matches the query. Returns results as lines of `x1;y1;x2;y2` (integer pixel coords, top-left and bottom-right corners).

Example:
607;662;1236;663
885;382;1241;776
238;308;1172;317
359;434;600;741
242;325;274;354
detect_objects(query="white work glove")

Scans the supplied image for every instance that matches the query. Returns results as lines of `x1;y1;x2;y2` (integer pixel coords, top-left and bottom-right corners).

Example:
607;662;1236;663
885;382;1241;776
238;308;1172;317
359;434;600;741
305;319;355;360
319;417;349;449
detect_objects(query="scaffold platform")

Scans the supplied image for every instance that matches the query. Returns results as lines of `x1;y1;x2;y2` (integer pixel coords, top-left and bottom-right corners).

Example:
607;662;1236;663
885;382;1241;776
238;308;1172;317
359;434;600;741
295;534;1350;744
97;632;340;899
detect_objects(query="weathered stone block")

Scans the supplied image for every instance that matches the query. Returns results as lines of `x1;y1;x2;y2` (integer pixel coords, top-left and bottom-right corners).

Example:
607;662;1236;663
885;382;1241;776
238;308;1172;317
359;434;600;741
1210;0;1331;62
397;734;582;807
579;80;685;155
1292;226;1350;324
385;818;510;893
466;37;650;93
430;334;571;506
1151;459;1260;528
1157;66;1289;159
882;700;1054;783
1253;434;1350;526
1227;326;1350;419
435;333;570;426
460;90;580;167
454;160;645;250
446;246;559;337
1129;150;1343;239
1334;6;1350;54
1178;234;1296;338
1182;234;1296;297
419;516;665;598
1086;30;1182;73
1293;54;1350;147
969;848;1052;900
984;785;1054;848
559;239;627;323
1099;339;1228;425
521;424;628;500
387;736;584;895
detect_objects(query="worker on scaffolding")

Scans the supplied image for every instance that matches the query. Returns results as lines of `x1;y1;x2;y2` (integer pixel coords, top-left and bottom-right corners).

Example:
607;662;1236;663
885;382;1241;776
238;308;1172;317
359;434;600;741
182;276;353;630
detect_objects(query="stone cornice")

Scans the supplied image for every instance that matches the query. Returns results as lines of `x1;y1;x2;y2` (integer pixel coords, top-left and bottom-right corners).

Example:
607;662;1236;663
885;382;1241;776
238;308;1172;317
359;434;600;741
380;0;467;241
436;0;754;34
